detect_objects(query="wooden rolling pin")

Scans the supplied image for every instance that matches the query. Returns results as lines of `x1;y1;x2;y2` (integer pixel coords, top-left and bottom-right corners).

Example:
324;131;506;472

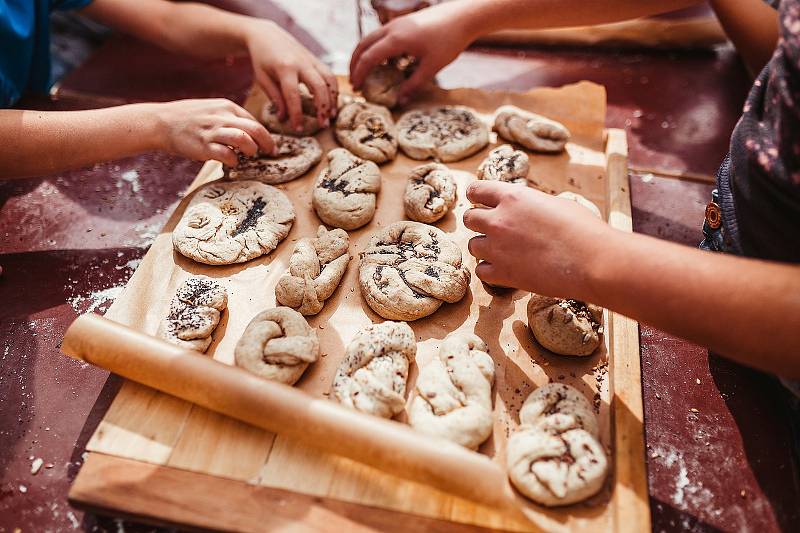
62;313;525;515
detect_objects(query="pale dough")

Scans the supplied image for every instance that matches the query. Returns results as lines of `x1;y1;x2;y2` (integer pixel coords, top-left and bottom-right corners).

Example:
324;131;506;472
476;144;529;184
312;148;382;230
159;276;228;352
260;82;321;136
396;106;489;162
403;163;457;224
494;105;570;153
228;135;322;184
335;101;398;163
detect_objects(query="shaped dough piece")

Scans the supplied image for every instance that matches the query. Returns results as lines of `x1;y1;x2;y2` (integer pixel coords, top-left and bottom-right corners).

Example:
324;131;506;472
397;106;489;163
507;422;607;507
173;180;295;265
556;191;602;219
260;83;321;136
362;55;415;108
228;135;322;184
159;276;228;352
476;144;529;184
275;226;351;315
312;148;382;230
234;307;320;385
494;105;570;154
519;383;599;437
332;321;416;418
359;221;470;321
404;163;457;224
526;295;604;356
409;333;495;449
335;101;398;163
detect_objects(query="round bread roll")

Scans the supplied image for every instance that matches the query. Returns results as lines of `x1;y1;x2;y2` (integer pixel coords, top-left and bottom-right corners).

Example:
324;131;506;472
396;106;489;162
526;295;604;356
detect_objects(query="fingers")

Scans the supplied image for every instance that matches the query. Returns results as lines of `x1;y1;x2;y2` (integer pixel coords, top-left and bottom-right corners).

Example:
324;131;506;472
278;70;304;133
397;61;435;103
207;143;238;167
224;117;274;155
467;235;491;260
317;64;338;118
351;35;400;90
255;68;286;121
300;68;332;128
350;27;387;87
466;180;512;208
474;261;502;286
212;127;258;157
462;207;494;234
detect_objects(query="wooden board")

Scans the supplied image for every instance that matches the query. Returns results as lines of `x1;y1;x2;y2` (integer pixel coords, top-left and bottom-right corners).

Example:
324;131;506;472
68;82;649;532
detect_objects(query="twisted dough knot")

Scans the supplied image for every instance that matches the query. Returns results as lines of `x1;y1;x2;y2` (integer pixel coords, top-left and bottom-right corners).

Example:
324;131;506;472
506;383;607;507
359;221;470;321
161;276;228;353
335;101;398;163
234;307;320;385
275;226;351;316
494;105;571;154
476;144;529;184
332;321;416;418
404;163;457;224
409;333;495;449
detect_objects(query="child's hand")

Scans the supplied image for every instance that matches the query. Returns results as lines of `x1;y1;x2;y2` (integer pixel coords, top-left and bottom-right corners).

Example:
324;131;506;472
244;20;338;131
350;3;474;103
462;181;614;300
154;99;274;167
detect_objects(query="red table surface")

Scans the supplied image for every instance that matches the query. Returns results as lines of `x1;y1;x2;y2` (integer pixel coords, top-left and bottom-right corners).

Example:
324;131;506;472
1;2;799;531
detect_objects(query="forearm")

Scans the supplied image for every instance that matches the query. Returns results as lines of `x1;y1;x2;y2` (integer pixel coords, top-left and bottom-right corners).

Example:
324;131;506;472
82;0;258;59
710;0;779;76
445;0;703;41
0;105;162;179
587;231;800;378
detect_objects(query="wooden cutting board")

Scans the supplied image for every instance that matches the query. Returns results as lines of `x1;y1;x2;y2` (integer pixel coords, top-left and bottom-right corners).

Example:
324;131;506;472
67;80;649;532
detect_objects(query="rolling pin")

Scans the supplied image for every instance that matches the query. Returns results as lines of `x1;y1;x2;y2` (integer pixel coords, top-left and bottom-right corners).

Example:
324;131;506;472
61;313;526;515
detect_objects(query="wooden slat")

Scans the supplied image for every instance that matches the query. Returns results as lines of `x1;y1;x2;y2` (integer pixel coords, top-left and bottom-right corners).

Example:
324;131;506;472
70;453;493;533
605;129;652;532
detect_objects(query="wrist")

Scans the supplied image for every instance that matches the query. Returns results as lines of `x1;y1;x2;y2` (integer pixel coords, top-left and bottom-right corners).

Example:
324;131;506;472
138;102;172;153
581;226;630;306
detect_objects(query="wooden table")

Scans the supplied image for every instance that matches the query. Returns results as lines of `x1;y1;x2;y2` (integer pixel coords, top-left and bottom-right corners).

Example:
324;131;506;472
1;1;798;531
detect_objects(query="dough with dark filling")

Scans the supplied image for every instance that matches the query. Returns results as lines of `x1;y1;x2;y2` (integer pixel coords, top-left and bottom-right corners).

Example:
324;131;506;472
396;106;489;162
404;163;457;224
312;148;381;230
335;101;398;163
234;307;320;385
275;226;350;315
173;180;294;265
228;135;322;184
408;332;495;449
332;321;416;418
159;276;228;352
476;144;529;184
359;221;470;321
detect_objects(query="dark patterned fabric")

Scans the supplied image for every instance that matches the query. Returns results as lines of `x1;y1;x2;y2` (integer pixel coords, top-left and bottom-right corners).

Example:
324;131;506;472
716;0;800;261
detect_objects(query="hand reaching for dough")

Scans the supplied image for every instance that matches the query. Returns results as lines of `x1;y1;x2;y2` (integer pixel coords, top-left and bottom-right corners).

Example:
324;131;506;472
463;181;614;300
350;2;474;103
244;19;338;131
154;98;274;167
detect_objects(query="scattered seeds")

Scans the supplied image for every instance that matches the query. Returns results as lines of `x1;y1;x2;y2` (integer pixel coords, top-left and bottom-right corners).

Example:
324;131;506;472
30;458;43;475
690;408;699;413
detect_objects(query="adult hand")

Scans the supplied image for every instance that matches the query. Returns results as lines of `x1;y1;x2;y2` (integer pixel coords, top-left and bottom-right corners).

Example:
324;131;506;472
153;98;274;167
462;181;615;300
350;2;474;103
245;20;338;131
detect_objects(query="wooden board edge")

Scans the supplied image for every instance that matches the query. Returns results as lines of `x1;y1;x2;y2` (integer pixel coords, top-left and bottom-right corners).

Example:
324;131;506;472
604;128;652;533
68;452;495;533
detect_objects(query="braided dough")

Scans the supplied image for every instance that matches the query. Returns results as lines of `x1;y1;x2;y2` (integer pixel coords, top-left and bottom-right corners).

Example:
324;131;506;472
332;321;416;418
408;333;495;449
477;144;529;184
507;384;607;507
159;276;228;352
228;135;322;184
312;148;382;230
396;106;489;163
260;83;321;136
275;226;350;315
234;307;320;385
335;101;398;164
173;180;294;265
494;105;571;154
359;221;470;321
404;163;457;224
